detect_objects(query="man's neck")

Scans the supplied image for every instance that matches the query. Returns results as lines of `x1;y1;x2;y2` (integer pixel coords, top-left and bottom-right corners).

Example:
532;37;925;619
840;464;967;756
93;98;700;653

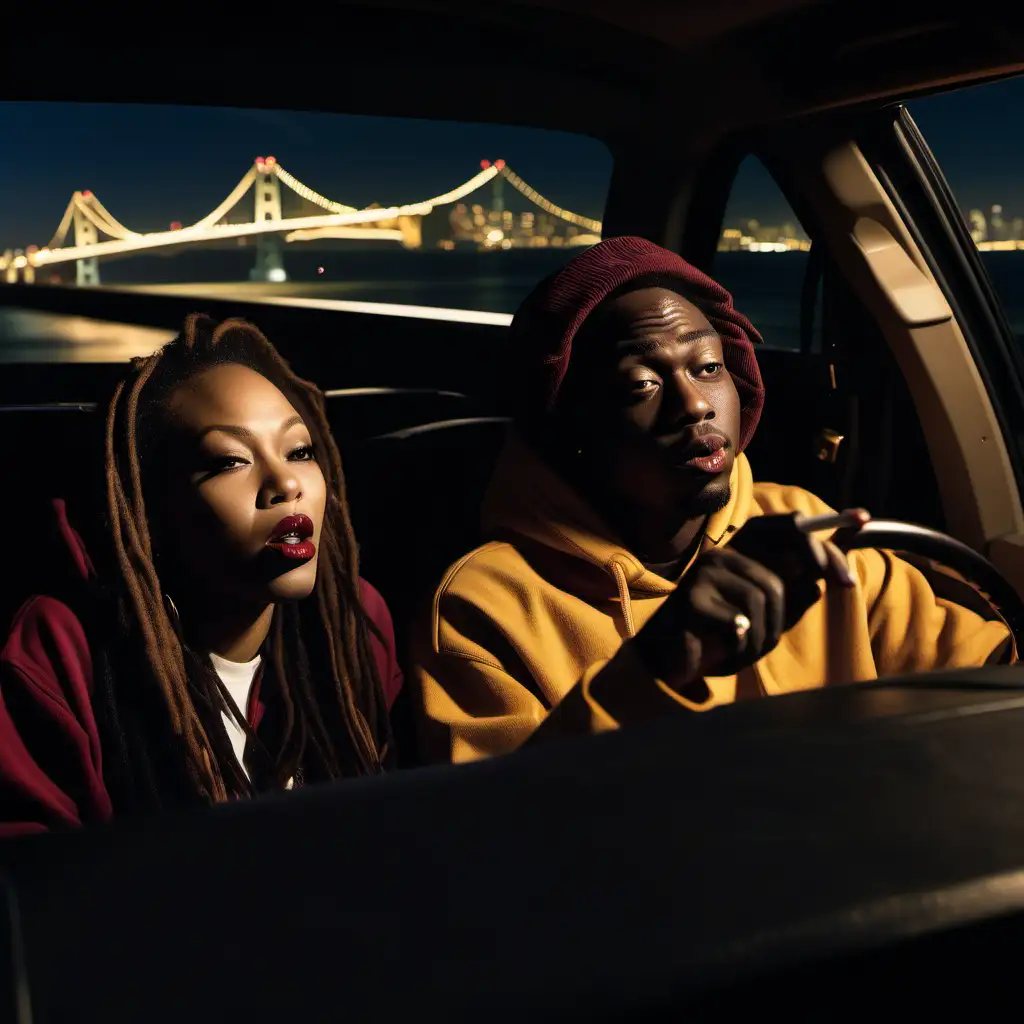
534;434;710;566
583;480;707;566
620;508;707;567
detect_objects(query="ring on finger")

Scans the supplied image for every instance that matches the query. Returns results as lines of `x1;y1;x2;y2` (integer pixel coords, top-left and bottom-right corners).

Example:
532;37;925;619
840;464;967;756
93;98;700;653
733;613;751;639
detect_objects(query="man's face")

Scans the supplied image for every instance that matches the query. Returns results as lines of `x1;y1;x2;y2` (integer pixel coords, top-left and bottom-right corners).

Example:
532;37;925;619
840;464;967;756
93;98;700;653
558;286;742;520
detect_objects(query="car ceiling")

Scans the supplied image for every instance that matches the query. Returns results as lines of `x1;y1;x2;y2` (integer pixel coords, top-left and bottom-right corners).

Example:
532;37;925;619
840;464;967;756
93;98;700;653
3;1;1023;141
6;0;1024;140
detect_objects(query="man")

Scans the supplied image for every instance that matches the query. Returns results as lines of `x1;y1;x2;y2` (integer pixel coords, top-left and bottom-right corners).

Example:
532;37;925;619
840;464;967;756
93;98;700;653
412;236;1013;764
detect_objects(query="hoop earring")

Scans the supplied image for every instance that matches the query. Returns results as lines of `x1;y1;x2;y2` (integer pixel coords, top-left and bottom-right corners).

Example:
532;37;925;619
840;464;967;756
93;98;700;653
164;593;183;637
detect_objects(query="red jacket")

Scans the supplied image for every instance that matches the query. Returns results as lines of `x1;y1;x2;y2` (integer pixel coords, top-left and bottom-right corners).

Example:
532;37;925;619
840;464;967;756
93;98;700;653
0;501;403;838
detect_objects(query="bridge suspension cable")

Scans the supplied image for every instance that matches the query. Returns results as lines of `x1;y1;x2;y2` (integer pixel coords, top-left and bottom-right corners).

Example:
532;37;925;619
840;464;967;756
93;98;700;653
420;164;500;207
499;165;602;233
27;157;602;270
77;193;141;240
274;164;358;214
48;199;77;250
192;167;260;229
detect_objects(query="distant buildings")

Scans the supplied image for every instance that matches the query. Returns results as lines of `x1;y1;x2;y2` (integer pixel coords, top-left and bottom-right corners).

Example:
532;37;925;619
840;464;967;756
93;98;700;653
717;218;811;253
437;199;600;251
966;205;1024;250
713;205;1024;254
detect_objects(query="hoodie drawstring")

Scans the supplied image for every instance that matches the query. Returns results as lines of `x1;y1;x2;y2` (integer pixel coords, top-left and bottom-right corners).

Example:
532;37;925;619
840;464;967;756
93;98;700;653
609;561;637;639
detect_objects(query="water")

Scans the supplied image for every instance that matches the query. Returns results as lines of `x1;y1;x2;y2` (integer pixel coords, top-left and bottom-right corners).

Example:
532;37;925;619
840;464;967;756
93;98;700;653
2;249;1022;360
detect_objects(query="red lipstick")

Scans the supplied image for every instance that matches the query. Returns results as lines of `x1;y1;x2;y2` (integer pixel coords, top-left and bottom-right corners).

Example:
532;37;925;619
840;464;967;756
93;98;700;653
266;513;316;561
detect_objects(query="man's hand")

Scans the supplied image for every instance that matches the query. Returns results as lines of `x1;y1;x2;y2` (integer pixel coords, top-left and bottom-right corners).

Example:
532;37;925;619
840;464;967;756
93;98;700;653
630;510;869;690
726;509;869;629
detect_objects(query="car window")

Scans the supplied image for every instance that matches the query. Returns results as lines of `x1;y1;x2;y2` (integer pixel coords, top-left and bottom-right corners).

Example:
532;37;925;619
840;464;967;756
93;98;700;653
0;102;611;336
908;75;1024;346
712;156;812;351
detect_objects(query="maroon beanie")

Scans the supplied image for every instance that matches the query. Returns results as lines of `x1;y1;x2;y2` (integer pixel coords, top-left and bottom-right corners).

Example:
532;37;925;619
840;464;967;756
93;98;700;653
510;236;766;452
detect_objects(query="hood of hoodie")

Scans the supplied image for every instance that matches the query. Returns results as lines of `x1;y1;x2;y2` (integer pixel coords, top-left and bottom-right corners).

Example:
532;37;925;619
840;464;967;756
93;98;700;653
508;236;765;453
481;434;754;632
49;498;97;583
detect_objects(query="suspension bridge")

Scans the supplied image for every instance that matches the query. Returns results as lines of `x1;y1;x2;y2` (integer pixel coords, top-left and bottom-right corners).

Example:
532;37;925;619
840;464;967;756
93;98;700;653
0;158;603;286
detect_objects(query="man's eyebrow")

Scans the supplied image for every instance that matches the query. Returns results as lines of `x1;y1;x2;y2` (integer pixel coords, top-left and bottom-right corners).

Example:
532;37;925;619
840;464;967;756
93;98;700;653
616;329;720;356
196;413;304;442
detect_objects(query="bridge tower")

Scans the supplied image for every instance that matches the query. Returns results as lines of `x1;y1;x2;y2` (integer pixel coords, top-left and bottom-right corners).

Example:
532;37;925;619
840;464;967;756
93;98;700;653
250;157;288;283
73;195;101;286
398;215;423;250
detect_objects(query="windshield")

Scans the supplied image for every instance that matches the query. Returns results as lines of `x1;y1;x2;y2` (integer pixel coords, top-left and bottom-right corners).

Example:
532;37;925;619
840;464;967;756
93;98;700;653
0;102;612;325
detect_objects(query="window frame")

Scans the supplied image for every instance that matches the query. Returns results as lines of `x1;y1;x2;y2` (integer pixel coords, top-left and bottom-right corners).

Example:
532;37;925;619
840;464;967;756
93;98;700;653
676;102;1024;558
855;101;1024;501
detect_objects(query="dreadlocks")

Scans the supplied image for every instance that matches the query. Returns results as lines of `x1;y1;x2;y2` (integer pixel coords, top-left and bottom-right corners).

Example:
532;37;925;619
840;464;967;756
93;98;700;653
95;313;390;811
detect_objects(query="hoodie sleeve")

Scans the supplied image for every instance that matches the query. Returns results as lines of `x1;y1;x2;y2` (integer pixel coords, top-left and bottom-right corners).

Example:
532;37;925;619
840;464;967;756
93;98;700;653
0;596;113;836
755;482;1014;671
853;548;1015;674
412;602;699;764
358;578;404;711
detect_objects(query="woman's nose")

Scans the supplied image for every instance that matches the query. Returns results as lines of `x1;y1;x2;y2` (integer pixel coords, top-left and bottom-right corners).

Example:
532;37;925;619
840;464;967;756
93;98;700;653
260;463;302;507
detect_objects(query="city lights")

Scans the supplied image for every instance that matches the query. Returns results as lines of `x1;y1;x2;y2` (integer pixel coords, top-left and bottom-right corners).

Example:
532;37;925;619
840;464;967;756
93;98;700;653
967;205;1024;250
0;156;608;282
716;221;811;254
17;156;1017;285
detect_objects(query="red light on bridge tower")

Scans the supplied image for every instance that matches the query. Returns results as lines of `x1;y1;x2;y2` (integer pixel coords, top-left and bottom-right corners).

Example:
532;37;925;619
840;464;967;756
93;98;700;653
170;221;182;231
494;159;506;170
82;190;93;198
480;160;491;169
265;156;277;167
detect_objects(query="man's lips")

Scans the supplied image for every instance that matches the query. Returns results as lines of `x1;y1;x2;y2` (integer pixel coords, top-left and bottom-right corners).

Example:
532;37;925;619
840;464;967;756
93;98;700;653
671;433;731;474
267;514;316;561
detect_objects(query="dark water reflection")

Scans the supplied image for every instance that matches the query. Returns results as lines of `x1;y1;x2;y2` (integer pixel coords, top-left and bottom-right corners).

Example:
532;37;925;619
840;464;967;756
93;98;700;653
0;250;1021;364
0;308;174;363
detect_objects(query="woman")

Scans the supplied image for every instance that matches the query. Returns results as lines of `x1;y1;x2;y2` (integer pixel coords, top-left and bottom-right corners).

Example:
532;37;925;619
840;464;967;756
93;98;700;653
0;314;402;835
413;236;1013;764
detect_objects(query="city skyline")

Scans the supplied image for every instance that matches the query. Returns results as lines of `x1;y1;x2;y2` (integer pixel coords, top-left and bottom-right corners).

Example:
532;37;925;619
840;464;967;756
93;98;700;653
0;103;612;254
3;72;1024;263
965;204;1024;250
717;203;1024;253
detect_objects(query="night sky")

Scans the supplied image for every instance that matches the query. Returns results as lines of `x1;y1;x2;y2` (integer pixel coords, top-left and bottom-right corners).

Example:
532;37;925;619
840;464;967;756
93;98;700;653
728;74;1024;228
2;72;1023;251
0;103;612;251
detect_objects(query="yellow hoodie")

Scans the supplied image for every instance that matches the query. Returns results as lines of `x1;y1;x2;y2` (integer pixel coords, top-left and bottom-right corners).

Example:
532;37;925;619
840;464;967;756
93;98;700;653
412;435;1012;764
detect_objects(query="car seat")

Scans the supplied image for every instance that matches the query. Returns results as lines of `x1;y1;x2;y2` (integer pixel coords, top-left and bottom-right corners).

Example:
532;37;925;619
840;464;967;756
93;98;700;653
344;416;512;767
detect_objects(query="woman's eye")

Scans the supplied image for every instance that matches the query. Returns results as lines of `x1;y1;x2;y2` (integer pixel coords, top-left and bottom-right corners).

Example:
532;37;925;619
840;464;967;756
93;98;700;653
631;378;659;395
698;362;724;377
288;444;316;462
209;455;247;472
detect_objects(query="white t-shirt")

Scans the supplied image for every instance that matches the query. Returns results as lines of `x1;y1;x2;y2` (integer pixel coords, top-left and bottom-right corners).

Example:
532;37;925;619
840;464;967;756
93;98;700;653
209;651;262;782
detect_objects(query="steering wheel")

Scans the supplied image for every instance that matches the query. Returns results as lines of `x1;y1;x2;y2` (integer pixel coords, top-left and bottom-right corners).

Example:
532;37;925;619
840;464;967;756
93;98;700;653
842;520;1024;653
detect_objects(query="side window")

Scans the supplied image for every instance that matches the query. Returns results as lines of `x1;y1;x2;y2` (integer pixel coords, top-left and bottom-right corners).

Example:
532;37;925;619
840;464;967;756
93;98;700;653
908;74;1024;347
0;102;613;322
712;156;812;351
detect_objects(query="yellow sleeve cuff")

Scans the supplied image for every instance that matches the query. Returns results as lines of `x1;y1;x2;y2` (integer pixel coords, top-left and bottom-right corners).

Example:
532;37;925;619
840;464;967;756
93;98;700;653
579;643;714;729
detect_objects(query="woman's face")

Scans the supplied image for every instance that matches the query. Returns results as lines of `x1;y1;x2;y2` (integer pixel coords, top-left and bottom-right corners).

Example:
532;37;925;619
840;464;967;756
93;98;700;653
158;363;328;608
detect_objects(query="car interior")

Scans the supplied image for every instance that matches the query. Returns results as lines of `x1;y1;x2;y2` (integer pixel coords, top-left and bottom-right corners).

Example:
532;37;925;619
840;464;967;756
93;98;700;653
4;0;1024;1018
